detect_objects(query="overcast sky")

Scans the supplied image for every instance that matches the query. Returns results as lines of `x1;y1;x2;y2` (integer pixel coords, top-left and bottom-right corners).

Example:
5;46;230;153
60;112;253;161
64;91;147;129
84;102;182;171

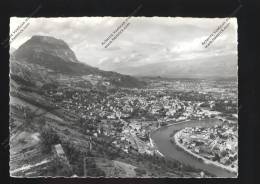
10;17;237;77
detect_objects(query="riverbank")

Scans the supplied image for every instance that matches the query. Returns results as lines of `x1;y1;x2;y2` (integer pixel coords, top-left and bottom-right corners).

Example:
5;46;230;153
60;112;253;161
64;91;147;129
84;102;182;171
149;137;164;157
150;118;236;177
149;119;209;156
149;119;215;158
174;129;237;174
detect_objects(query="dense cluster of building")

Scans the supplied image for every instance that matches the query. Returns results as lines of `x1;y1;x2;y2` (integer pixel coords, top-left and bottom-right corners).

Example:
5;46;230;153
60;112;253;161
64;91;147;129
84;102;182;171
42;78;238;161
175;121;238;171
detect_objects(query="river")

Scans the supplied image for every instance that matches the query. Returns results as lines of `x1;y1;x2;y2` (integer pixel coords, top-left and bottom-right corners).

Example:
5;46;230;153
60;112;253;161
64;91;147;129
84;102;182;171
150;119;237;177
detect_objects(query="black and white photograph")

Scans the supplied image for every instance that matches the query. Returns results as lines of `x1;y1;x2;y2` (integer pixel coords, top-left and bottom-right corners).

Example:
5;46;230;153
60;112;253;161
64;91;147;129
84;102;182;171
9;16;238;178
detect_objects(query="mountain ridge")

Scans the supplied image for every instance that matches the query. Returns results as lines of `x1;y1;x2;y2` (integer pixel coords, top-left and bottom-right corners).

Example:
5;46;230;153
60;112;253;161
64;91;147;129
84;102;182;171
11;35;145;88
102;54;237;79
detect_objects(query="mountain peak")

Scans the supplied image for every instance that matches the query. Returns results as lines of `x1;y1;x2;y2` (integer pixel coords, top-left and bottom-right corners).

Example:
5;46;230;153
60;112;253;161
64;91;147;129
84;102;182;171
15;35;79;63
12;35;146;88
30;35;69;47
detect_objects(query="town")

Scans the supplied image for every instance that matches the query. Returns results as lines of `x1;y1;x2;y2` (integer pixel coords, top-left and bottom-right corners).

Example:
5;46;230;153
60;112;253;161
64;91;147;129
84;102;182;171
42;77;237;161
10;71;238;177
174;121;238;173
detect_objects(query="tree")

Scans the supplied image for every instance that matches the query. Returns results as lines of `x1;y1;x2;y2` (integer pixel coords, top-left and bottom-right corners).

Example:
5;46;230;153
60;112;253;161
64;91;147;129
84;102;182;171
135;168;146;176
46;157;72;176
40;127;60;153
23;108;35;127
38;117;46;128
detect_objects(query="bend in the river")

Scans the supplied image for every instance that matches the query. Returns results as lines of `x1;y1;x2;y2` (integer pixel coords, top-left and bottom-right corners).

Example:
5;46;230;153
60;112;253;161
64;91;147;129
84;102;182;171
150;119;237;178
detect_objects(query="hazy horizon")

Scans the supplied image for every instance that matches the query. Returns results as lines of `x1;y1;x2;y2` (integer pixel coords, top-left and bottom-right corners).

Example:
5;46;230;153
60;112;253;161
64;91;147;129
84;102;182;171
10;17;237;78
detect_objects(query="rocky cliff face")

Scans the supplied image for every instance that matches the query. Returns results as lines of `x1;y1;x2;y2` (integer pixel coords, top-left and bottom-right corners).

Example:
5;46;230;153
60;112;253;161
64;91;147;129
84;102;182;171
14;35;79;63
10;35;145;88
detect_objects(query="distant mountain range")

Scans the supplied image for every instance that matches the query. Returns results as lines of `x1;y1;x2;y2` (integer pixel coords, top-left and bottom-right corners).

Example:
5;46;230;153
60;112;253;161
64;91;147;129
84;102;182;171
92;43;237;79
109;54;237;79
11;35;145;88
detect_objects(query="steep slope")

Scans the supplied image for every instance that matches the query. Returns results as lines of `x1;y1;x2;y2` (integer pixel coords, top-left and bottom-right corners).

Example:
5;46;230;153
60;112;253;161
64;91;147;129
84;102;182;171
14;35;79;63
13;35;100;75
10;47;16;54
11;35;145;88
